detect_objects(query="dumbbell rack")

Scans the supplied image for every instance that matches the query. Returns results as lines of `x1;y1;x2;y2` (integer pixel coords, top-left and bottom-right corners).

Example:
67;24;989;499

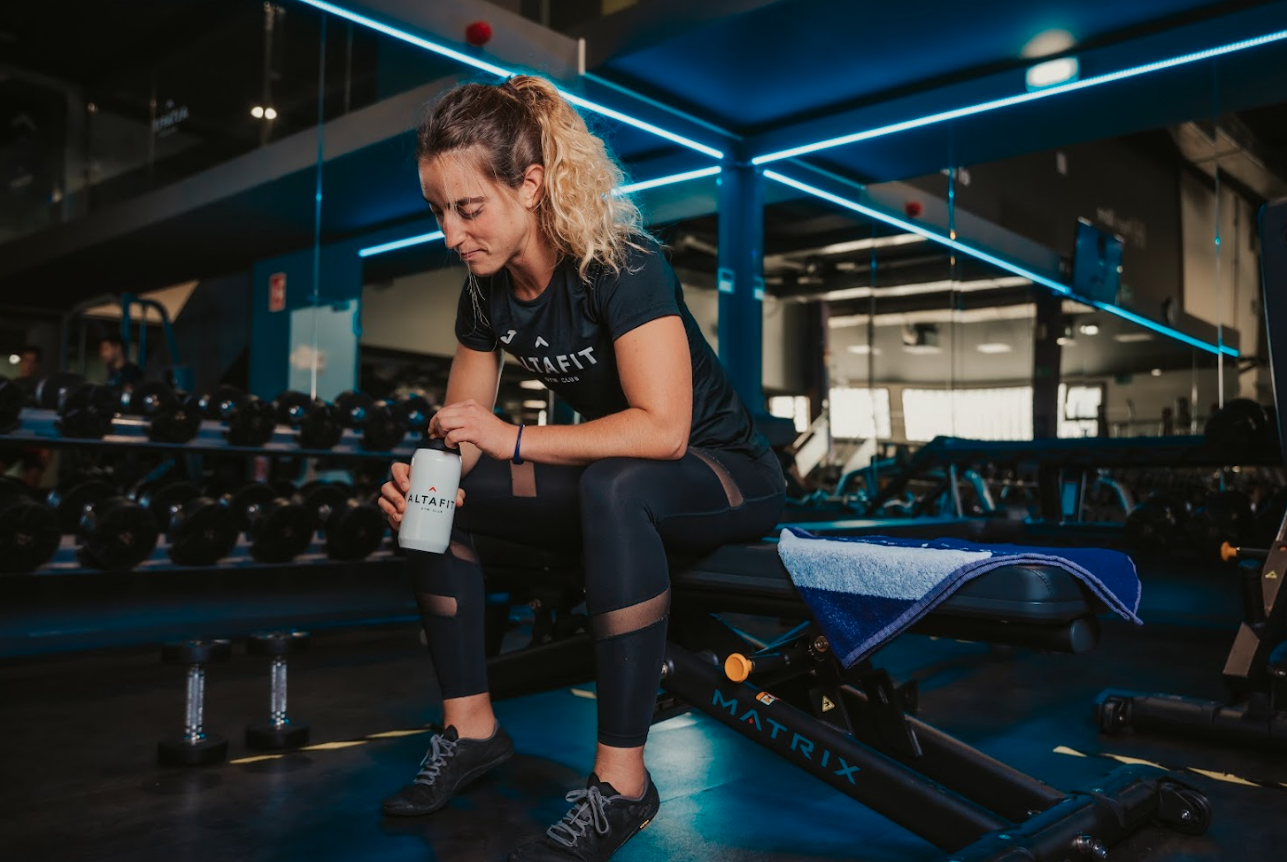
0;406;423;658
1;408;420;459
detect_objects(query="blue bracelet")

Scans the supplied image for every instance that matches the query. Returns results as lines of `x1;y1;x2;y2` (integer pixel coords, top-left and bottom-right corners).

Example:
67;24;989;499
512;423;525;464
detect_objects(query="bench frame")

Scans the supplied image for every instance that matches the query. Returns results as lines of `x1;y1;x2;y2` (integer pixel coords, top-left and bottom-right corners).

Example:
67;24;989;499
482;538;1210;861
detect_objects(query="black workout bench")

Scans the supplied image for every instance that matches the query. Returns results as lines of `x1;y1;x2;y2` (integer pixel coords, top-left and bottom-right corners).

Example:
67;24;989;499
477;525;1210;862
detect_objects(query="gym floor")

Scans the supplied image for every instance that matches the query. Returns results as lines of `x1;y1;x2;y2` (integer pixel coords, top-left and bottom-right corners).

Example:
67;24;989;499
2;559;1284;862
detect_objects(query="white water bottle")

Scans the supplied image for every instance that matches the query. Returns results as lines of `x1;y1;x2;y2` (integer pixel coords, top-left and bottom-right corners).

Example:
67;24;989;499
397;439;462;554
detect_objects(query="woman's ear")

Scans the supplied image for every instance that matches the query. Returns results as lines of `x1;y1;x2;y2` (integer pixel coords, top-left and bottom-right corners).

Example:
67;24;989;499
519;163;545;211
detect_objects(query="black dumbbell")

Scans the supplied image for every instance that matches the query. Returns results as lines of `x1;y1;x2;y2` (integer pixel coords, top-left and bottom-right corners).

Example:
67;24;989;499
245;630;311;750
78;495;160;571
362;400;406;451
35;372;116;438
333;390;376;428
55;382;118;439
47;479;118;533
0;377;22;433
273;390;343;450
0;478;61;574
35;372;86;410
136;481;238;566
158;639;232;766
119;381;202;444
298;483;386;561
334;390;405;450
393;393;433;438
222;482;312;563
198;385;276;447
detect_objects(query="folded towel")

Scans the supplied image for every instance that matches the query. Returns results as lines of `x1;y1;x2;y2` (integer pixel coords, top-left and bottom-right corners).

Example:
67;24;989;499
776;528;1141;668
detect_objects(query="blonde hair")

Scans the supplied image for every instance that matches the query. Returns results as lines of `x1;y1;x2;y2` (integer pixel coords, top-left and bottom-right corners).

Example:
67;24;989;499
417;75;647;280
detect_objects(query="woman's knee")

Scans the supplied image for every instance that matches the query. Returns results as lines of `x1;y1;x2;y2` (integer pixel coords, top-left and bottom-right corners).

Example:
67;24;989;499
577;458;657;513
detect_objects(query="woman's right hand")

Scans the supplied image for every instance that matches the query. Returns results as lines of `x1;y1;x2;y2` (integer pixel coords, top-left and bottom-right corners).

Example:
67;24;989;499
379;462;412;530
379;461;466;530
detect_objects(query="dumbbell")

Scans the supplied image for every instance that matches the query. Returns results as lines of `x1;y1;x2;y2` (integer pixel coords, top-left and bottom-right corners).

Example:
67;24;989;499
335;389;405;451
0;377;22;433
0;478;60;574
222;482;312;563
158;639;232;766
273;390;343;450
135;481;238;566
47;479;160;570
37;373;117;439
245;630;311;749
119;381;201;444
392;393;433;439
298;482;386;561
198;384;276;447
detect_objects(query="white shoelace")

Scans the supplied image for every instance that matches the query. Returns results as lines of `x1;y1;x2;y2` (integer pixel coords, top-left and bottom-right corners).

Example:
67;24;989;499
547;785;612;847
412;733;458;786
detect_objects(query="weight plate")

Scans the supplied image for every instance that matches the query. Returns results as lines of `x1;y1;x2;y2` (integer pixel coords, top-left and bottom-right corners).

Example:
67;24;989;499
334;390;375;428
248;499;313;563
324;500;386;561
361;402;406;451
78;497;159;571
247;629;312;657
35;372;86;410
226;398;277;447
198;385;248;421
139;482;202;526
168;497;238;566
48;480;117;533
0;496;60;573
56;383;117;439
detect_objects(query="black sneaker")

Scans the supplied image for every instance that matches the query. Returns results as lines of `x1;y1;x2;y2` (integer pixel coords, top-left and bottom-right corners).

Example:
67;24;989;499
381;723;514;816
509;772;660;861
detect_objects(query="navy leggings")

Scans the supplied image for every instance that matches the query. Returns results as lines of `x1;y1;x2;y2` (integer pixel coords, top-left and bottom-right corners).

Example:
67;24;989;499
406;446;785;747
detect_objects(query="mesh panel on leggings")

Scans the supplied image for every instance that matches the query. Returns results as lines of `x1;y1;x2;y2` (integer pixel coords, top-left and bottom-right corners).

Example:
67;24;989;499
418;593;458;618
590;589;670;640
449;541;478;563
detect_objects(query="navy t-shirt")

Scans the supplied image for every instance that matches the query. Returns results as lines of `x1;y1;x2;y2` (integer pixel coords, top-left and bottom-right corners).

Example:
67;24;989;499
454;242;768;459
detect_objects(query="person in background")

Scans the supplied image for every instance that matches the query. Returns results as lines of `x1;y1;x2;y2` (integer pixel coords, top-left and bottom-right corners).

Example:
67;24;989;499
14;344;42;404
99;333;143;390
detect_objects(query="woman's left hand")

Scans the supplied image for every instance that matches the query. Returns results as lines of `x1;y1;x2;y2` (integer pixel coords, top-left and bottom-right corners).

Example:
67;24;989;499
429;399;518;461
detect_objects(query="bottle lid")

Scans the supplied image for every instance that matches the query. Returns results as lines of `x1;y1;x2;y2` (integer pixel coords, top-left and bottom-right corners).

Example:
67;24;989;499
423;437;459;453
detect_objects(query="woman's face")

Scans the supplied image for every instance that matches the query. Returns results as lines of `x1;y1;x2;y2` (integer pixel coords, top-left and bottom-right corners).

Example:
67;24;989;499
418;150;543;277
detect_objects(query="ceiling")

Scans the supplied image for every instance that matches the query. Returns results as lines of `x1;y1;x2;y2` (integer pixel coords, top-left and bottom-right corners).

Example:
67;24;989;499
0;0;1283;372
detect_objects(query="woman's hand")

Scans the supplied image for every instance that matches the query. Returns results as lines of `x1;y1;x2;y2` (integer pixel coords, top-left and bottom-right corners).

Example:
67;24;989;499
379;461;466;530
430;399;519;462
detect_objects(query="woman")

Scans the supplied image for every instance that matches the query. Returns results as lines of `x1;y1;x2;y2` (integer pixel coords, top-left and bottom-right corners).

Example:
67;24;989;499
377;74;785;862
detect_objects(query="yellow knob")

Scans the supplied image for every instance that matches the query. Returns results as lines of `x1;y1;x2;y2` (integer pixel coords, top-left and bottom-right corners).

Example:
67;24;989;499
1220;541;1238;563
724;653;753;683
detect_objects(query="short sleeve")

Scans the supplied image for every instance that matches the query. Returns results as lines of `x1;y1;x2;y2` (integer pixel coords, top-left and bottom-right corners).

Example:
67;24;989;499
454;278;498;351
591;246;681;340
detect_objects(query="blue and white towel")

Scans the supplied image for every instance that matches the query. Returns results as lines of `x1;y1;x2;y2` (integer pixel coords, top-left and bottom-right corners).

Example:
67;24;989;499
776;528;1142;668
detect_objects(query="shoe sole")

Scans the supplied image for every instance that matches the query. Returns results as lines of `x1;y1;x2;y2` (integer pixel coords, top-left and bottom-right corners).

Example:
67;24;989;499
382;745;514;817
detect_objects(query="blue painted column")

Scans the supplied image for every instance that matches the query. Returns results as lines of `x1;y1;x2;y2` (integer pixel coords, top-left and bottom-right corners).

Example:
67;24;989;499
716;160;766;414
250;240;363;400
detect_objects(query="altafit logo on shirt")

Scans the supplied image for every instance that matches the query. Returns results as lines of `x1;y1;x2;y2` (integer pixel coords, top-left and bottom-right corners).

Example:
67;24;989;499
515;344;598;384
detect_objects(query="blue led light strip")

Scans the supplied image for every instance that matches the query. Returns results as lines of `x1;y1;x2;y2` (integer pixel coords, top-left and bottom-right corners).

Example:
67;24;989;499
358;231;444;258
753;28;1287;165
763;170;1237;357
294;0;722;159
615;166;721;195
358;168;721;257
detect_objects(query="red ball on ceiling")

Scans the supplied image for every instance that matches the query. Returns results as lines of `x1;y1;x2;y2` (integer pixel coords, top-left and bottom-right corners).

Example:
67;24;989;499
903;200;923;218
465;20;493;47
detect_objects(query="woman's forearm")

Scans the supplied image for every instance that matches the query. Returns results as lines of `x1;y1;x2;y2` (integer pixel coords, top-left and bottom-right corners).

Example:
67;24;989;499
511;408;688;466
